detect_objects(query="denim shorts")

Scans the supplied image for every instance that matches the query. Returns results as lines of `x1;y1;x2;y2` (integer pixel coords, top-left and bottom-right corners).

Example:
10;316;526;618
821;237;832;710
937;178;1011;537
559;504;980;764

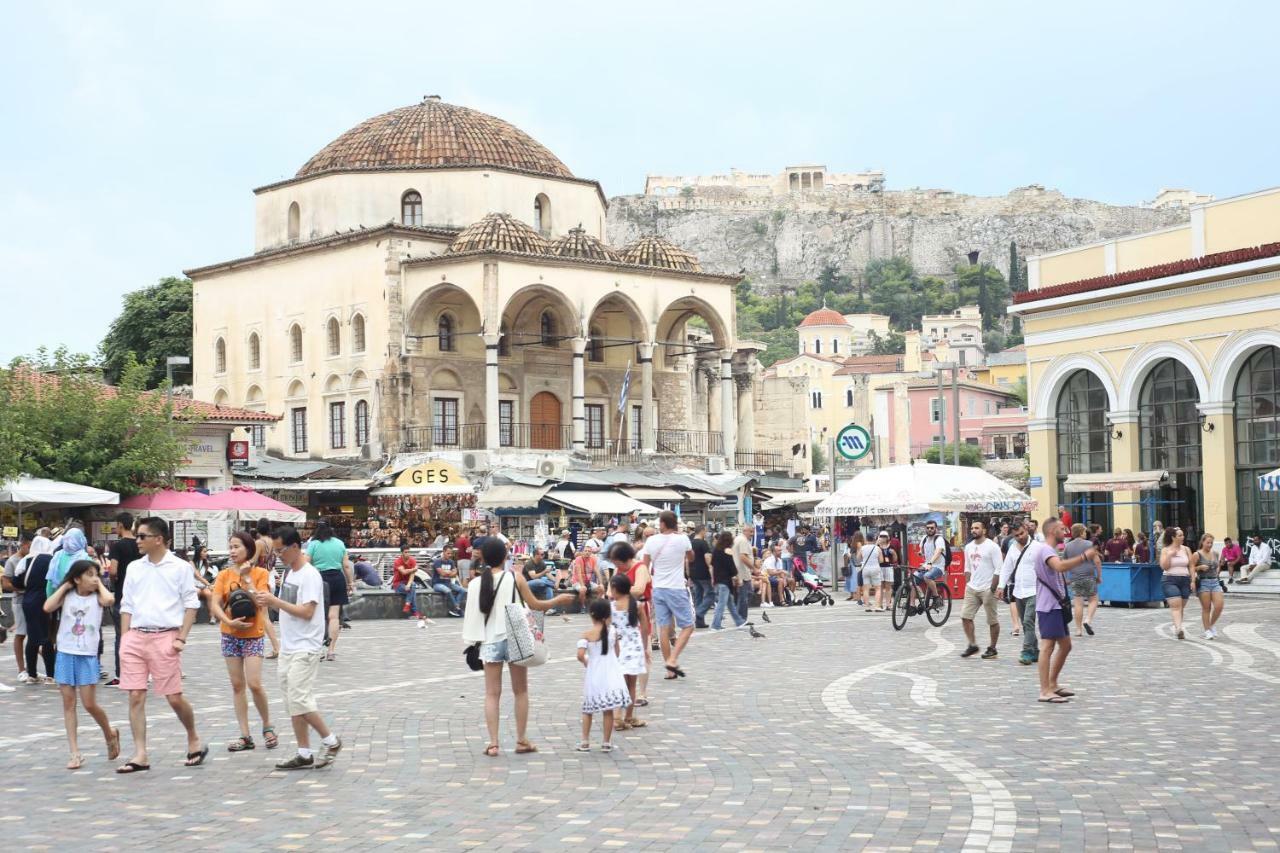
479;639;510;664
1069;576;1098;599
1162;574;1191;600
914;567;944;582
1198;576;1223;594
652;587;694;629
55;652;99;686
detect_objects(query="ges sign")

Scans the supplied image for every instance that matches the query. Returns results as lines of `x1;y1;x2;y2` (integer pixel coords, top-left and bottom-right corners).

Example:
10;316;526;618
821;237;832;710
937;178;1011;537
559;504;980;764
394;461;467;488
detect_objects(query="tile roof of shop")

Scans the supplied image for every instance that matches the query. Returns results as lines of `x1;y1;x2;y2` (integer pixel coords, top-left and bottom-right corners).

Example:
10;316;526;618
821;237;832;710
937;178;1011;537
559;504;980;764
1013;241;1280;305
8;368;279;423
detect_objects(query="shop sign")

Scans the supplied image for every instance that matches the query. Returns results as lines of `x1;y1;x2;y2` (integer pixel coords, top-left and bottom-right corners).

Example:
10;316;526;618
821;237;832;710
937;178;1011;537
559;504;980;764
2;526;16;538
836;424;872;461
1028;476;1043;488
227;440;250;468
394;461;469;488
182;433;228;473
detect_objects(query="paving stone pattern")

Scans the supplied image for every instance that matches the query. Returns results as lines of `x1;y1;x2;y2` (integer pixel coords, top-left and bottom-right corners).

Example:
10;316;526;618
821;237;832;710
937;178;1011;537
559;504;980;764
2;596;1279;851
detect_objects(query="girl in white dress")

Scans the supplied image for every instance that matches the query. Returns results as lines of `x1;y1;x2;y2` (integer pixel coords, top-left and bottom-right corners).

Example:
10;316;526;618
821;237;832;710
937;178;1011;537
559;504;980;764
609;574;648;730
576;598;630;752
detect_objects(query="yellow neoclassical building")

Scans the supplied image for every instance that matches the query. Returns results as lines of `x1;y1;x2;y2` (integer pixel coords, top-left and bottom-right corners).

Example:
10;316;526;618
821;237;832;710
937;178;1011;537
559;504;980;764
187;97;754;468
1013;186;1280;540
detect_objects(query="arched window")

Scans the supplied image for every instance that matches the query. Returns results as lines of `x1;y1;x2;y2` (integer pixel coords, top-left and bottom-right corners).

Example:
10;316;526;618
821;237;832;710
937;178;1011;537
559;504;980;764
1056;370;1112;531
287;202;300;242
248;332;260;370
401;190;423;226
354;399;370;446
1139;359;1202;533
498;322;510;357
351;314;366;353
437;313;455;353
289;324;303;363
814;339;822;355
833;338;840;355
533;194;551;236
326;318;341;357
845;388;854;407
1234;346;1280;537
588;326;604;363
540;311;557;347
214;338;226;375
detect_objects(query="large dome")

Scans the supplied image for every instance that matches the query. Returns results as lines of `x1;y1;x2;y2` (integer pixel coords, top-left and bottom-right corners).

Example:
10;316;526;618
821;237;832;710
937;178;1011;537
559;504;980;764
296;96;574;180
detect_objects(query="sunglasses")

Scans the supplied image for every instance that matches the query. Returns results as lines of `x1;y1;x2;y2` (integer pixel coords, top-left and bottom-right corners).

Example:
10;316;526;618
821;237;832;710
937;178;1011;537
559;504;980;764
136;532;160;541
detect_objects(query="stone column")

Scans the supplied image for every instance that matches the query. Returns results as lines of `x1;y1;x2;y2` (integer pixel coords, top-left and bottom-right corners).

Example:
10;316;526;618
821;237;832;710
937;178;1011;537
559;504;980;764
483;333;501;451
638;343;655;452
1026;418;1058;519
1198;402;1237;539
705;365;722;433
570;337;587;453
1106;410;1142;533
720;350;736;461
735;372;755;453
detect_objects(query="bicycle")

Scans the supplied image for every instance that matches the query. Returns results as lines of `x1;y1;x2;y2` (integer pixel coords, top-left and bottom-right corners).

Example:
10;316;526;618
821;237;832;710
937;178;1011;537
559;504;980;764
891;571;952;630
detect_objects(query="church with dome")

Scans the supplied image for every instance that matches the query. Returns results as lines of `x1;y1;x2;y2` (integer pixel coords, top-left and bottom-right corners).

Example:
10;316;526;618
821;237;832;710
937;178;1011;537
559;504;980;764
186;97;757;470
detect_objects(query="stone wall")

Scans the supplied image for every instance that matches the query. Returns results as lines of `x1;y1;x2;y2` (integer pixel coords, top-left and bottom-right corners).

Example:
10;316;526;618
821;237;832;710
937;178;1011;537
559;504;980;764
606;184;1189;289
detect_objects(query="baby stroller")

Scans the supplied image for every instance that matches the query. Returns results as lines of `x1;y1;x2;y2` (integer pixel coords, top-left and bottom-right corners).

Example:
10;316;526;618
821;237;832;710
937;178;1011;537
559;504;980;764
791;559;835;606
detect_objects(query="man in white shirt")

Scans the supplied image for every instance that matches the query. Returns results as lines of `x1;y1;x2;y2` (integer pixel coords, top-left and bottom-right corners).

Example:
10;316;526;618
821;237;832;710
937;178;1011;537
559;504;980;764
642;511;694;677
256;525;342;770
960;520;1004;659
731;525;756;622
911;520;948;608
1239;535;1275;584
116;516;204;774
997;521;1040;665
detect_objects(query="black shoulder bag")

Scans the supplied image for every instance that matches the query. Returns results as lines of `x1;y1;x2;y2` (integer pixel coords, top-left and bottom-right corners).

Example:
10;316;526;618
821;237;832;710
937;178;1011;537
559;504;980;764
464;573;503;671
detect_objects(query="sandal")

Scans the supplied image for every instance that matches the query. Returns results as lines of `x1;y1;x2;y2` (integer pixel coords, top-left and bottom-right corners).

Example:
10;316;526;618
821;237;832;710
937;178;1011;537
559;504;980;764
265;651;279;660
575;742;591;752
184;745;210;766
483;743;500;757
627;718;647;728
228;735;255;752
514;741;538;754
67;753;84;770
107;727;121;761
600;743;614;753
635;698;649;707
116;761;150;774
616;719;632;731
1054;688;1076;698
262;726;279;749
1038;696;1071;704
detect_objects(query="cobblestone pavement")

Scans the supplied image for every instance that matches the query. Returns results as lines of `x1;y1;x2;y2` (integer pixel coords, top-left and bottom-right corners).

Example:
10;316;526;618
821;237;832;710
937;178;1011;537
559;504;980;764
2;593;1280;851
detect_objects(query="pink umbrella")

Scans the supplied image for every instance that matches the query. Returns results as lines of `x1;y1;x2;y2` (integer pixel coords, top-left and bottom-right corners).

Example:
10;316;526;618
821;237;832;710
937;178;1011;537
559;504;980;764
205;486;306;524
120;489;222;511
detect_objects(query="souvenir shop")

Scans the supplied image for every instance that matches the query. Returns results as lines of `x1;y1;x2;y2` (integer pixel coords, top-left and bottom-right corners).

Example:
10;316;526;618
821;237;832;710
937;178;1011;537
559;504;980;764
361;460;477;548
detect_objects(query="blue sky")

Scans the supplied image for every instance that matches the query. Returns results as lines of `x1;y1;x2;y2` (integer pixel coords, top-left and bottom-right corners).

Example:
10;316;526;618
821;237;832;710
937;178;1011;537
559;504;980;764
2;1;1276;362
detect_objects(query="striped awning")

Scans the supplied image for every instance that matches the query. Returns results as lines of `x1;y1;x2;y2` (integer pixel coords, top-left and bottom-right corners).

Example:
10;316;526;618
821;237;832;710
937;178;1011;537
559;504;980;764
1259;467;1280;492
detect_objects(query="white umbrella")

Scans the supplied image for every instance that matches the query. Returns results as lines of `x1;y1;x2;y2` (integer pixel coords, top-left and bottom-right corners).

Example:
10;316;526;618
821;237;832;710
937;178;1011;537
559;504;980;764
1259;467;1280;492
0;476;119;512
816;462;1036;517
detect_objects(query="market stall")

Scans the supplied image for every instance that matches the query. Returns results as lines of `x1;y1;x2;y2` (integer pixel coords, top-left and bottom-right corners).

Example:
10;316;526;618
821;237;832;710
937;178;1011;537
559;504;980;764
364;460;477;548
1063;470;1170;604
0;476;120;543
205;486;306;525
117;489;232;551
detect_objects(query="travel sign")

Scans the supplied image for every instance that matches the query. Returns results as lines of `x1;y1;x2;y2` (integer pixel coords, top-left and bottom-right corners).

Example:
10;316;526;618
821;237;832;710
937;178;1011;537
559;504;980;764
836;423;872;461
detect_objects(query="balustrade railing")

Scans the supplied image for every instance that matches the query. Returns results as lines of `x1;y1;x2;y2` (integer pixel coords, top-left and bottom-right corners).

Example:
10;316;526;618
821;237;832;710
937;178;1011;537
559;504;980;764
655;429;724;457
734;450;786;471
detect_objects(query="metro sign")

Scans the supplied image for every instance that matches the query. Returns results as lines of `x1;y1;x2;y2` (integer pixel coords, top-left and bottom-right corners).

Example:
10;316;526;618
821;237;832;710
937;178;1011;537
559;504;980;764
836;424;872;461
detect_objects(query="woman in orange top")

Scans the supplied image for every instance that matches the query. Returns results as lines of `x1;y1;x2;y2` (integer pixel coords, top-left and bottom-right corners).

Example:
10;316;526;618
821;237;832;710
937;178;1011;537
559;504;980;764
210;531;277;751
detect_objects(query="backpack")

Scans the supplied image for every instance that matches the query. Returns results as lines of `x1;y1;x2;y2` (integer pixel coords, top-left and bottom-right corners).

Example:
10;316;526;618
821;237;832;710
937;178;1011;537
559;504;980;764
227;586;258;621
922;534;952;569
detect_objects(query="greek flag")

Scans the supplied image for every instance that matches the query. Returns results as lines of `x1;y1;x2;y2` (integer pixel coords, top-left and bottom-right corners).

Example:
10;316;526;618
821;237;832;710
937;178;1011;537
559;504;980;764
618;361;632;414
1259;467;1280;492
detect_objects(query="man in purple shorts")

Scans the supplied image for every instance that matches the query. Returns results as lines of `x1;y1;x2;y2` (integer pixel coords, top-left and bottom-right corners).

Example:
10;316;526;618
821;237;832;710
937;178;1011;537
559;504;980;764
1030;518;1098;704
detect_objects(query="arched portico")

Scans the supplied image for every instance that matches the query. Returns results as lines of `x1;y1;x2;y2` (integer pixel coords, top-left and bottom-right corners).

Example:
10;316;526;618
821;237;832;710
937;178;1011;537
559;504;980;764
1118;342;1210;414
657;295;734;457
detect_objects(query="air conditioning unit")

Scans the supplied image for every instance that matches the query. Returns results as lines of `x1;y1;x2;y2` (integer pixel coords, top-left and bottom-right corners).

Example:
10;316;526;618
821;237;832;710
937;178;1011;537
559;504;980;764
537;458;568;480
706;456;726;475
461;451;490;473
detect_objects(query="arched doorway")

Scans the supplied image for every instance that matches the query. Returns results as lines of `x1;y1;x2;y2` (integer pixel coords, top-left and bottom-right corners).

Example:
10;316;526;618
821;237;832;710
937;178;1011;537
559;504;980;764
1140;359;1203;536
1234;345;1280;538
530;391;563;450
1055;370;1112;531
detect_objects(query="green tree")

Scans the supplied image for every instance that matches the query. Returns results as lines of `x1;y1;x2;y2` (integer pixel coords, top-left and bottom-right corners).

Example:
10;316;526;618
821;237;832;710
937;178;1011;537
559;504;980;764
868;330;906;355
99;277;194;388
923;443;983;467
1009;375;1028;406
0;350;194;495
864;257;921;329
954;263;1010;331
811;440;828;473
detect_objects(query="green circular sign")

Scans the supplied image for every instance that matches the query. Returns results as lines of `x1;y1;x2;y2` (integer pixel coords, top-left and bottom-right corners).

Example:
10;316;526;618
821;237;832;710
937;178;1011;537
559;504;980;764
836;424;872;461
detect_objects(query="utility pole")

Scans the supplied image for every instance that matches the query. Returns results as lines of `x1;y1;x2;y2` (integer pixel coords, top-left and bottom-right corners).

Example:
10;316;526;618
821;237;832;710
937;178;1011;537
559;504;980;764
936;366;946;455
952;366;961;467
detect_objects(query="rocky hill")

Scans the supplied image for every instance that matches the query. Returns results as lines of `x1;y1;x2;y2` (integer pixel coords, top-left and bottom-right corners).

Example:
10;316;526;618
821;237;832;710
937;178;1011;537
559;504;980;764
605;184;1189;287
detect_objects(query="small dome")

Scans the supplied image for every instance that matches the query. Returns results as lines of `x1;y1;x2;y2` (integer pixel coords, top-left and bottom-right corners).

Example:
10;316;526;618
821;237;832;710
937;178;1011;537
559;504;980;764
448;213;550;255
548;226;620;262
799;308;850;328
619;235;702;272
297;97;573;180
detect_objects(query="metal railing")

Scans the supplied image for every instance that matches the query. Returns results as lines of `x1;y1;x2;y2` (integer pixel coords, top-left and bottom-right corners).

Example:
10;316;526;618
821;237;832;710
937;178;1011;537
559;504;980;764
734;450;785;471
399;423;486;452
655;429;724;457
502;422;572;451
583;438;648;468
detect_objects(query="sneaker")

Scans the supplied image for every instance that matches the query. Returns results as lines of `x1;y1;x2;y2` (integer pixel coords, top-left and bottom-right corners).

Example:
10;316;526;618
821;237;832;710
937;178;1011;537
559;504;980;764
981;647;998;660
275;753;314;770
1018;653;1036;666
313;737;342;768
960;645;980;658
341;621;352;629
448;609;463;618
417;619;427;630
0;682;12;692
1176;628;1185;640
1202;630;1213;640
17;672;30;684
695;618;708;629
106;678;120;686
1210;627;1219;639
402;603;411;614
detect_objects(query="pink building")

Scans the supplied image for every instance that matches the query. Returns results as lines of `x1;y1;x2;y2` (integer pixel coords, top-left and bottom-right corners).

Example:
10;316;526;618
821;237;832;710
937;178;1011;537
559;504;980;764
874;377;1023;463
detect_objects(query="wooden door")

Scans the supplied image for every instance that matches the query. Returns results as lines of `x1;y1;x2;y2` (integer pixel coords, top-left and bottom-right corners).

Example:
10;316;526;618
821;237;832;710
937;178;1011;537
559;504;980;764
530;391;562;449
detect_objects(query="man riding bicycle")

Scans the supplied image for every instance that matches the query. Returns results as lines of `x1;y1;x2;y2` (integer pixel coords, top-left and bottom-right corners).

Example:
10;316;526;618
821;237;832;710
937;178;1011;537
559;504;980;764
909;520;948;610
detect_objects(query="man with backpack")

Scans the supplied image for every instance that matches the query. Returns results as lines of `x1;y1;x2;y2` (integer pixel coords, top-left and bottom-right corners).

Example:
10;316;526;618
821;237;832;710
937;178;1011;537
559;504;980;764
907;520;949;611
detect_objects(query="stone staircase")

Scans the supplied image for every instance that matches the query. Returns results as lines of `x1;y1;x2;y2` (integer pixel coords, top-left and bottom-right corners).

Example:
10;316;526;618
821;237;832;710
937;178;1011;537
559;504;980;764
1229;567;1280;596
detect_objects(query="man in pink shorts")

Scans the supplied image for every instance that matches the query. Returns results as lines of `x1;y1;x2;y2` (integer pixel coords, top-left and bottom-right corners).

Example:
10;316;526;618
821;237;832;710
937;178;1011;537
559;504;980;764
116;516;205;773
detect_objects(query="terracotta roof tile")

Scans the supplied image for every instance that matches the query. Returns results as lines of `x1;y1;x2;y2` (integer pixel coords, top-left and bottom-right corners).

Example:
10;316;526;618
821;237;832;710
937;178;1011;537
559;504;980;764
8;369;279;422
798;308;849;328
619;235;702;272
448;213;549;255
1014;241;1280;304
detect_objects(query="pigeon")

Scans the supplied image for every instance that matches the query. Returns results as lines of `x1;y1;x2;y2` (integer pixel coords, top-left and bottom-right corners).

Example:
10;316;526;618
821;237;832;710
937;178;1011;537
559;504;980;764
760;611;772;624
747;623;766;639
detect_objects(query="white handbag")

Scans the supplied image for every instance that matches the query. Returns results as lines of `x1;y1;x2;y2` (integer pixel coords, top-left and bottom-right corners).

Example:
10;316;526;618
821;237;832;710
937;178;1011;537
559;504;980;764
504;580;548;667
